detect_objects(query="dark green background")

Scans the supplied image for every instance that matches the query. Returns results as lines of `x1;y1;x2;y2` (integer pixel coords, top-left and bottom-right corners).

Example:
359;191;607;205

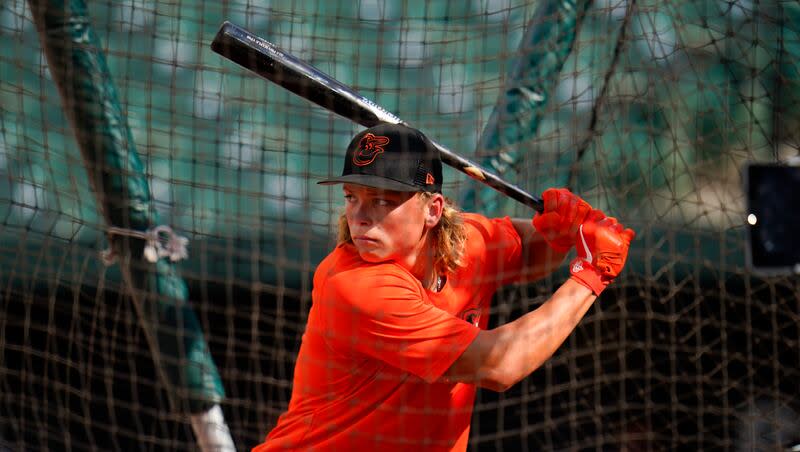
1;0;798;449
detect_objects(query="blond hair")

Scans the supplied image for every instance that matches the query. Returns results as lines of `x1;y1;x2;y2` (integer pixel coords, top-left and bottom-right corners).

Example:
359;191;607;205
337;192;467;276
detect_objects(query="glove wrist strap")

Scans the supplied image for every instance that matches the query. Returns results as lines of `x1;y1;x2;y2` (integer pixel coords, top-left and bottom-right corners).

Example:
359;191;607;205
568;258;610;296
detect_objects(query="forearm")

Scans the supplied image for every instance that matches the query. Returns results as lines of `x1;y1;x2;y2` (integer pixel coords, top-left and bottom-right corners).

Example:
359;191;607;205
511;218;568;281
451;202;632;390
486;279;595;389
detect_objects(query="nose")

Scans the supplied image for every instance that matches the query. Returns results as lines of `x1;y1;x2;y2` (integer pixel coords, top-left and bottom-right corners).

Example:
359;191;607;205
349;202;373;226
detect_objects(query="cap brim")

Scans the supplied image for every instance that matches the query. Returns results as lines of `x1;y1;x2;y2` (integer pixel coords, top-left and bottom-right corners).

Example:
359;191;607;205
317;174;421;192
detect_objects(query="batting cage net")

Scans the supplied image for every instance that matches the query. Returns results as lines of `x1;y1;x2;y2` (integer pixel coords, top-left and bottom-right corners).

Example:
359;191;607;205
2;0;799;450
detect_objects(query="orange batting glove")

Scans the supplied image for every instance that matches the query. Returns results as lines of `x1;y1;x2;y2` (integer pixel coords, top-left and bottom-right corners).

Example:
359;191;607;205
532;188;595;253
569;210;636;295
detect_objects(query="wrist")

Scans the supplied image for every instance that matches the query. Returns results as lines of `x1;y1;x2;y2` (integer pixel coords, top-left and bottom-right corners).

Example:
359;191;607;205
547;240;572;254
568;258;611;296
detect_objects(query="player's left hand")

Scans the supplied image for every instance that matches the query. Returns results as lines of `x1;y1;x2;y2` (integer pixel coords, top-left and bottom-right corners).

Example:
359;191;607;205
532;188;595;253
569;211;636;295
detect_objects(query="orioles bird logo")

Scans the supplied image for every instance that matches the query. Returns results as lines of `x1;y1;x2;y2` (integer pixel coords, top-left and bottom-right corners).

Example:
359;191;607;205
352;133;390;166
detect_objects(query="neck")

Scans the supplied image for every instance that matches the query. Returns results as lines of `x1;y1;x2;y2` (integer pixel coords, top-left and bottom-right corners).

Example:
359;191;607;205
408;232;438;291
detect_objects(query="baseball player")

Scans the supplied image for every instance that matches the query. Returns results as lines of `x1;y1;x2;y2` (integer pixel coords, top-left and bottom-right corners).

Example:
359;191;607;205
253;123;634;451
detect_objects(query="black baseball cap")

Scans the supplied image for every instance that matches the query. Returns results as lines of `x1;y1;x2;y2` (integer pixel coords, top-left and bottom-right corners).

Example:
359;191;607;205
318;123;443;193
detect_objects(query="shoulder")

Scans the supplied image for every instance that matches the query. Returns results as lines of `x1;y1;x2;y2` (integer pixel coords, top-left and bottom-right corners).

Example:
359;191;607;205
314;244;423;309
455;213;523;279
461;213;519;244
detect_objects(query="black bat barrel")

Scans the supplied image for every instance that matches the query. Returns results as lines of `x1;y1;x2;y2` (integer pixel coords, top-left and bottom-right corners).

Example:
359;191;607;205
211;21;402;127
211;21;543;212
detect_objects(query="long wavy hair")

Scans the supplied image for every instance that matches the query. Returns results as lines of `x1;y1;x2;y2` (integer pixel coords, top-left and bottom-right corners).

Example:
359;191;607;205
337;192;467;276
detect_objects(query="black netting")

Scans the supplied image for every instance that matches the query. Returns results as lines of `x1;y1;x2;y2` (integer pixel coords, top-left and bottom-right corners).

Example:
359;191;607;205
1;0;798;450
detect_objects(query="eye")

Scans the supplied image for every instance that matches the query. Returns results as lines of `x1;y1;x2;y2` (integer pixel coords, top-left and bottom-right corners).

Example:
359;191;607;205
343;194;355;203
374;198;391;207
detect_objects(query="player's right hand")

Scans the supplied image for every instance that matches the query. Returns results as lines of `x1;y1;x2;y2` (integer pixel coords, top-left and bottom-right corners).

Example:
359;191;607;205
569;211;635;295
532;188;594;253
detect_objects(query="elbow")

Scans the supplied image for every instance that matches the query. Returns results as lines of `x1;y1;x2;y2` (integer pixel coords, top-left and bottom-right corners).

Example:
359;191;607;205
481;368;519;393
486;381;514;393
477;330;524;392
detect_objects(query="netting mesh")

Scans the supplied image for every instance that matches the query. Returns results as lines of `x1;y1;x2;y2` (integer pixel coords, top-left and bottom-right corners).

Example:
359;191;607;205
2;0;799;450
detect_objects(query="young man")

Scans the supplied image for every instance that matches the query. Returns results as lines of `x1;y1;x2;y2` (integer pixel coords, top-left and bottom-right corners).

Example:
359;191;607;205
253;124;635;451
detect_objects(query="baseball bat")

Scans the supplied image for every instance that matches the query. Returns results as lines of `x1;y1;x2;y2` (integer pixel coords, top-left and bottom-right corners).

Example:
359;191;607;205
210;21;543;212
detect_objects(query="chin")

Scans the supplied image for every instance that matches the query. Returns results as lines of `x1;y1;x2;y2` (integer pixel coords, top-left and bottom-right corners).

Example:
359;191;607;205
357;251;388;263
354;248;389;263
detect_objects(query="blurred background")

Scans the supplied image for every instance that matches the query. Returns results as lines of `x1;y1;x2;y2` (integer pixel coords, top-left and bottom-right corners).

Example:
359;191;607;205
1;0;798;450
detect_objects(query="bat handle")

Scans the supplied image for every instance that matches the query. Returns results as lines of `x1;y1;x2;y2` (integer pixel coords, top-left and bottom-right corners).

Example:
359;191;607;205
431;141;544;212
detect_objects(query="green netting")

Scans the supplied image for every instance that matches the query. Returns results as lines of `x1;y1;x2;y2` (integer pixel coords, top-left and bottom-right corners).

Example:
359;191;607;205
1;0;798;450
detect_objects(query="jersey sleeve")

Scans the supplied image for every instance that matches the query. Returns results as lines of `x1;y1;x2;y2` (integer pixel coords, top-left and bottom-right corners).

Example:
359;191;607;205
318;267;480;383
463;213;524;287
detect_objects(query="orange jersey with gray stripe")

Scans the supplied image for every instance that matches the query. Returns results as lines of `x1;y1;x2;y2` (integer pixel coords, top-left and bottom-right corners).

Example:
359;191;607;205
254;213;523;451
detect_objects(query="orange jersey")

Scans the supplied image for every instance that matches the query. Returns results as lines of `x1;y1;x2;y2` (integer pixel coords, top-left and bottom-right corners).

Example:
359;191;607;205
254;214;523;451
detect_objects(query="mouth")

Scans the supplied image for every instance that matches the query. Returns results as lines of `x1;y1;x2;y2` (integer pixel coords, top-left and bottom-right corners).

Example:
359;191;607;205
352;236;378;245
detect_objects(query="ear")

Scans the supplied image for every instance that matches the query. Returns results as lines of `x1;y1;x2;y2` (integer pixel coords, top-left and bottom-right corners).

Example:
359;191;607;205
424;193;445;228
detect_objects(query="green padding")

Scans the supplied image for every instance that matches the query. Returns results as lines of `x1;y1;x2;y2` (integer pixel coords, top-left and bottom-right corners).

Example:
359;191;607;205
463;0;592;214
29;0;224;413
